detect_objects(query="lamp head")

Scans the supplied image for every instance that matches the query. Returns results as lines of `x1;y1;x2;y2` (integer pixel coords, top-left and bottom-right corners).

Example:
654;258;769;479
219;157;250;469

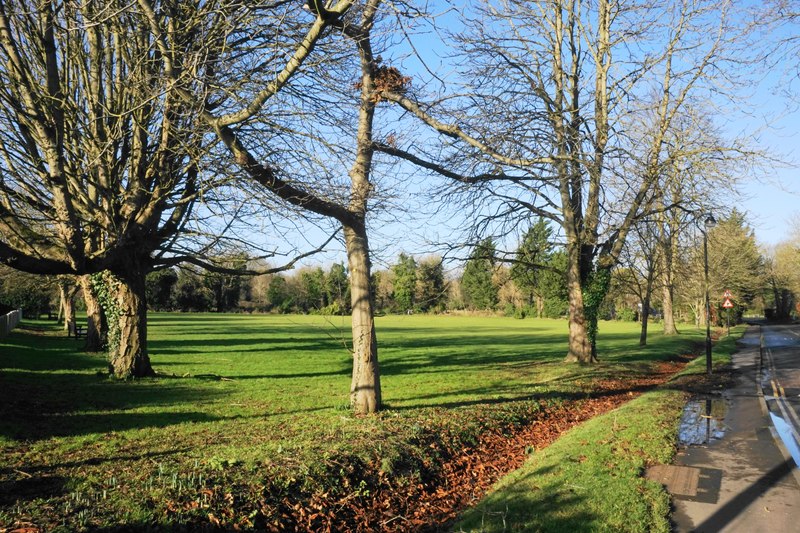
704;214;717;230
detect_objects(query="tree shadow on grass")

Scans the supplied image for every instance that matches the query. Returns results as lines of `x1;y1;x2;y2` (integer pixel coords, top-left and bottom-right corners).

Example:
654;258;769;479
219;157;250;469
376;333;567;376
0;368;231;441
221;370;351;379
1;448;189;477
1;410;242;441
150;338;339;355
384;377;662;412
0;474;68;506
1;333;105;373
0;448;192;507
377;330;681;376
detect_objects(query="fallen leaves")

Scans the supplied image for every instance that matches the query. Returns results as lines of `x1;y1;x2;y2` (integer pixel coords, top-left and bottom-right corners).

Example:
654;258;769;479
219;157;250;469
251;356;695;532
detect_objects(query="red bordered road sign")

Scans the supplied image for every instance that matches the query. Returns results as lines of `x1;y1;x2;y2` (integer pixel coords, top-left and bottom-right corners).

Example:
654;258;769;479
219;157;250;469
723;289;733;298
722;298;734;309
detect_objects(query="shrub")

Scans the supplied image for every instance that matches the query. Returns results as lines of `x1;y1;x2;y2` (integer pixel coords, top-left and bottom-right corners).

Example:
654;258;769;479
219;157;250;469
616;307;637;322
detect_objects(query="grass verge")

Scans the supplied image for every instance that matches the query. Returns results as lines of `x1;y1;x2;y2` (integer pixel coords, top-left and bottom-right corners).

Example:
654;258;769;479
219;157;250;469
453;326;745;532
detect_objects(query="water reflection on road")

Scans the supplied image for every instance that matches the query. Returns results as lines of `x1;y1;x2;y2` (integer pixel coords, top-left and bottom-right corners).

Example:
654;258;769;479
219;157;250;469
678;397;727;446
759;323;800;467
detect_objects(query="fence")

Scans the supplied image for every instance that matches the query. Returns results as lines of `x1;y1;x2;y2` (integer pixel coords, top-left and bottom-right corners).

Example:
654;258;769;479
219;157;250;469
0;309;21;338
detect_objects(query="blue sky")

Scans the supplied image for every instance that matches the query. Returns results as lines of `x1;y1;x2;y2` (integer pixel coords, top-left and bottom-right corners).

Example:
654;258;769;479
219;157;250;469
395;1;800;251
739;102;800;247
291;1;800;269
728;41;800;247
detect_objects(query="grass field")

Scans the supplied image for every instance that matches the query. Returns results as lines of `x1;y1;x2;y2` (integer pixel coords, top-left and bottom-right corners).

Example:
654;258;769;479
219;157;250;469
0;313;733;531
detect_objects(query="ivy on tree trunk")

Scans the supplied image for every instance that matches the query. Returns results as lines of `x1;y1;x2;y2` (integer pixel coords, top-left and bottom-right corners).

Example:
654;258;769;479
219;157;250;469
582;267;612;363
91;269;154;378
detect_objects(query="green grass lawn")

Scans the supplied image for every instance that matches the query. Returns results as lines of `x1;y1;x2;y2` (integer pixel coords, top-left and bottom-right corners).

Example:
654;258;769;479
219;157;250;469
0;313;723;531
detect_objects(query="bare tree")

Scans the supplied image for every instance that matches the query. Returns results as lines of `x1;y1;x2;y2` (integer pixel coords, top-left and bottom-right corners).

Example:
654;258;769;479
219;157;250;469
616;220;662;346
0;1;206;375
55;276;79;333
376;0;757;362
0;2;324;376
135;0;408;413
650;106;755;333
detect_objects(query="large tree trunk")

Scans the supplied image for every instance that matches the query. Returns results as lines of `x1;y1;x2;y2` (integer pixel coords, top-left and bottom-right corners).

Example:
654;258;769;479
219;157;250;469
345;222;381;414
583;268;611;363
345;2;381;415
79;274;107;351
564;248;593;363
108;268;154;378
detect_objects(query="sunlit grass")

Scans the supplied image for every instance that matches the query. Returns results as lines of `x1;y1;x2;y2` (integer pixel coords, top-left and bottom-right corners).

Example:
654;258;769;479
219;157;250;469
0;313;712;530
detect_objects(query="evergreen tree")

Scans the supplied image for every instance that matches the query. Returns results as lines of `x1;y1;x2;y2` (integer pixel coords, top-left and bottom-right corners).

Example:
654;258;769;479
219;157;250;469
392;253;417;312
416;257;447;312
539;251;570;318
203;256;247;313
173;270;214;312
145;269;178;311
267;276;292;312
511;220;555;317
0;266;55;317
298;268;327;312
461;238;498;310
707;210;765;313
325;263;351;314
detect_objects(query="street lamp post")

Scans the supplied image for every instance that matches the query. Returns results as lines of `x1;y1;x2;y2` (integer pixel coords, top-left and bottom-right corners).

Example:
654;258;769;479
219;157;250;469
702;214;717;375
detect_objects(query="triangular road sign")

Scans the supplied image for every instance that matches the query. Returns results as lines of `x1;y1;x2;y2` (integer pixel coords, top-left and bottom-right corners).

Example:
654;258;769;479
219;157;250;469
722;298;734;309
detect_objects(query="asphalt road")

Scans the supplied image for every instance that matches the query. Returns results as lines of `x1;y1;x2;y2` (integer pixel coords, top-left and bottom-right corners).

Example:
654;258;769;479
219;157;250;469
761;323;800;463
670;324;800;532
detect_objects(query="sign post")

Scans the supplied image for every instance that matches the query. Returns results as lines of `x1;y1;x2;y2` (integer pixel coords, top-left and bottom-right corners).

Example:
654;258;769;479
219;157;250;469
722;292;734;337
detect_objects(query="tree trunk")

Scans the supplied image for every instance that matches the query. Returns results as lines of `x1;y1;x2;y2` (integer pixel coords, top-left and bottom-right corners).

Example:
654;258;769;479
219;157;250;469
344;3;381;415
536;295;544;319
660;221;679;335
640;267;657;346
345;222;381;414
564;249;593;363
661;279;678;335
58;280;78;332
79;274;107;351
696;298;704;327
639;294;651;346
108;268;154;378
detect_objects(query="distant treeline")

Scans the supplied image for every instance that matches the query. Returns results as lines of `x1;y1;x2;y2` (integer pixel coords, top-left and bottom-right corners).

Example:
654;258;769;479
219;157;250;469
143;245;574;319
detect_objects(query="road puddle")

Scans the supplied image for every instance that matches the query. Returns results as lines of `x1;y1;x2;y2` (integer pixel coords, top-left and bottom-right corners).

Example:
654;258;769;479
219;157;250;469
678;397;727;446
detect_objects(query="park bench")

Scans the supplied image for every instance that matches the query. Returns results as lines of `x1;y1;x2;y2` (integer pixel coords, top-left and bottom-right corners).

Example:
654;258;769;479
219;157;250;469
67;320;88;339
74;324;87;338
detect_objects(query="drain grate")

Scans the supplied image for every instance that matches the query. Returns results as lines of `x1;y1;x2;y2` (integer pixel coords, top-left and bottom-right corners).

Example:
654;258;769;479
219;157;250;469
646;465;700;496
645;464;722;503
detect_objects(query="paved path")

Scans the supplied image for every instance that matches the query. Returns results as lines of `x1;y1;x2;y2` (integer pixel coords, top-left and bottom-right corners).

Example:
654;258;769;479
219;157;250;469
671;324;800;532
